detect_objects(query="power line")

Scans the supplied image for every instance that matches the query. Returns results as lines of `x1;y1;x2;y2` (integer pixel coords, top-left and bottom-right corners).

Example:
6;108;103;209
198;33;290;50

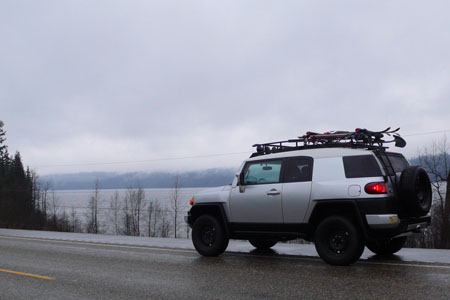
35;151;250;168
31;129;450;169
402;129;450;137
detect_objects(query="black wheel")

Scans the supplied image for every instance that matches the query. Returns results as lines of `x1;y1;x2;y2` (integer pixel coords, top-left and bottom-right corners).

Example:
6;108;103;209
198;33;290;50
399;166;432;217
314;216;365;266
366;236;406;255
249;239;278;249
192;215;229;257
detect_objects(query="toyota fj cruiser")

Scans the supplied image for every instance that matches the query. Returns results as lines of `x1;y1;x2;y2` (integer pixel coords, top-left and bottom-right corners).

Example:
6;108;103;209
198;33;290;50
185;128;432;265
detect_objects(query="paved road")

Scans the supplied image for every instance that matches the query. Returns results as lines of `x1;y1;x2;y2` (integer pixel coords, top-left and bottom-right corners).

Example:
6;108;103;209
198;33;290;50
1;232;450;299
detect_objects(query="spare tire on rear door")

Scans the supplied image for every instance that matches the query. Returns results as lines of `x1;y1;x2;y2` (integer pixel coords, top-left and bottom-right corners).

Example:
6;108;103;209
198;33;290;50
399;165;432;217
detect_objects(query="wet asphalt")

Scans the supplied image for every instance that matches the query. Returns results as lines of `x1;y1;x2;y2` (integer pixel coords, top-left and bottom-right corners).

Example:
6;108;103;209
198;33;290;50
0;233;450;300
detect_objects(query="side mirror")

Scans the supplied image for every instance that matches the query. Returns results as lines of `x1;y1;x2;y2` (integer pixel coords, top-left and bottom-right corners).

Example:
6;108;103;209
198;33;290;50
239;172;245;186
238;172;246;193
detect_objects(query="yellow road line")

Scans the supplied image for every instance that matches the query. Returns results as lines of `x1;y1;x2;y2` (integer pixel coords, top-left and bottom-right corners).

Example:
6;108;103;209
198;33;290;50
0;268;54;280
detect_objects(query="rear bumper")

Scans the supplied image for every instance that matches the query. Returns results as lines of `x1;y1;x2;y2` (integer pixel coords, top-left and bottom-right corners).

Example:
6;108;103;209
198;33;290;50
366;215;431;240
366;214;400;229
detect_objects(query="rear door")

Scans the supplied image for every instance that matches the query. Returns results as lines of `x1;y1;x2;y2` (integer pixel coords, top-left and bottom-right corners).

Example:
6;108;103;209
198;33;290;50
281;157;313;223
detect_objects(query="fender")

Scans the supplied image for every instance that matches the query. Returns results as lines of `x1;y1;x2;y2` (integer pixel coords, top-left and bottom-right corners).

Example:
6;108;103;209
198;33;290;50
187;202;230;237
308;199;369;240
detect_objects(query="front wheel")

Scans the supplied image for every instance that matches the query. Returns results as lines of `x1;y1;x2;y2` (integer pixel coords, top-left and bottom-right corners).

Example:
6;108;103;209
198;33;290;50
192;215;229;256
366;237;406;255
314;216;365;266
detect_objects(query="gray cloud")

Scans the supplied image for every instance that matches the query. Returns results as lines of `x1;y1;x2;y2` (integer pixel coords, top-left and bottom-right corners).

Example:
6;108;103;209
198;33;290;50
1;1;449;174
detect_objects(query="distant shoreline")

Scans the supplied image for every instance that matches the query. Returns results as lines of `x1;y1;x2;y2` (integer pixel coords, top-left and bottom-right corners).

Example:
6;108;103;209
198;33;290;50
40;168;235;190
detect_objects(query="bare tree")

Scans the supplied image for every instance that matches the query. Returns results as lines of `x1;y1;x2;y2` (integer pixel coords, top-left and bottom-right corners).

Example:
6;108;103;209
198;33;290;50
70;206;82;232
134;186;145;236
40;180;51;219
170;175;181;238
61;210;70;232
109;191;121;235
446;170;450;247
160;212;171;238
417;136;450;249
122;191;132;235
147;199;154;237
153;201;163;237
29;171;49;227
48;190;59;228
147;199;162;237
125;185;145;236
86;179;102;234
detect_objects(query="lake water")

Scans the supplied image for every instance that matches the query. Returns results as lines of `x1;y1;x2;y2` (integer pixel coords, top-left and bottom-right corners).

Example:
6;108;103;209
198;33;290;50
53;187;206;237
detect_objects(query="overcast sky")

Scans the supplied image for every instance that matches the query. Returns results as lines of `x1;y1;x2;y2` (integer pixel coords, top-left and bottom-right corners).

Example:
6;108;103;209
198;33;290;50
1;1;449;175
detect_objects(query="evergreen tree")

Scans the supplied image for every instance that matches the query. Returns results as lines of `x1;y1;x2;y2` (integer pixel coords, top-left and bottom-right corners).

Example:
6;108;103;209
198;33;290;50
0;121;7;160
0;120;8;226
0;121;36;228
0;120;8;188
12;152;26;180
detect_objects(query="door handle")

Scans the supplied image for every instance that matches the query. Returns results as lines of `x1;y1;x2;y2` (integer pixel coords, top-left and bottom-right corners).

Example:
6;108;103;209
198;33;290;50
266;189;280;196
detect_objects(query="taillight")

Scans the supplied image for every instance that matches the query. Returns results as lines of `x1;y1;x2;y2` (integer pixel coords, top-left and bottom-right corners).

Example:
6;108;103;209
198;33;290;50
189;198;194;205
364;182;387;194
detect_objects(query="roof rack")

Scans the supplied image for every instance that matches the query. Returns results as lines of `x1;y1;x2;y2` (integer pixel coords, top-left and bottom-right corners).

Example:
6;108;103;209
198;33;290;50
251;127;406;157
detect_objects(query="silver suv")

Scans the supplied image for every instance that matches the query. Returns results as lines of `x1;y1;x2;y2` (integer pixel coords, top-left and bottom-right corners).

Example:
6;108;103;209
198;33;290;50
185;128;432;265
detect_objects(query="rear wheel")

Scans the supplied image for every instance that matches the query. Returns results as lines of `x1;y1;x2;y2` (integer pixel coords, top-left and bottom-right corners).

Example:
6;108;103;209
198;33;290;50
366;236;406;255
192;215;229;256
249;239;278;250
314;216;365;266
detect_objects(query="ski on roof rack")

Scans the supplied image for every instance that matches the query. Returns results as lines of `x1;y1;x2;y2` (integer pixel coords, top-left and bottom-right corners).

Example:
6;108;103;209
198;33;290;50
252;127;406;157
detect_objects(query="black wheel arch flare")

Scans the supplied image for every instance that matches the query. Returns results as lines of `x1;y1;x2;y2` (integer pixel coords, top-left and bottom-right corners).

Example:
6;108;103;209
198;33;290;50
309;199;371;240
188;203;230;237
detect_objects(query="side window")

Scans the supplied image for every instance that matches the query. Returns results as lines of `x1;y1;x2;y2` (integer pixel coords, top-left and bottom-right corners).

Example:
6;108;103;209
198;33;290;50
380;154;409;173
243;160;282;185
343;155;382;178
284;157;313;182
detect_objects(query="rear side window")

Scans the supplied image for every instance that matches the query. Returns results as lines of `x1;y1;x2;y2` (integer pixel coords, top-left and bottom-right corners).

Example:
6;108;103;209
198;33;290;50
343;155;382;178
380;154;409;173
284;157;313;182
